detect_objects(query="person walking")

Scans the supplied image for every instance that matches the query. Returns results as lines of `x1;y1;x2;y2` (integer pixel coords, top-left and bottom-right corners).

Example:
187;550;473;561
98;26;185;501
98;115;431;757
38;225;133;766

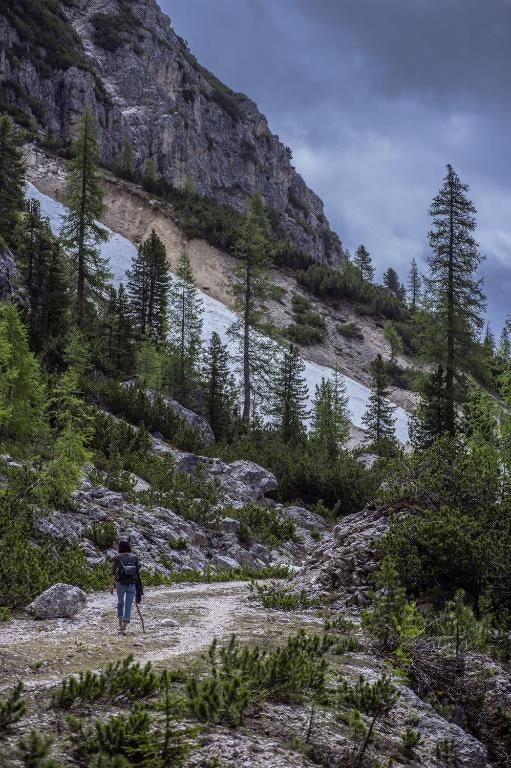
111;540;142;634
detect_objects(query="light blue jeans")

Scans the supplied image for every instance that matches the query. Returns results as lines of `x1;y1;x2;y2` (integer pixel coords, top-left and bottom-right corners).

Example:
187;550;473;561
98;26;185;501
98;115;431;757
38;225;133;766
116;583;136;623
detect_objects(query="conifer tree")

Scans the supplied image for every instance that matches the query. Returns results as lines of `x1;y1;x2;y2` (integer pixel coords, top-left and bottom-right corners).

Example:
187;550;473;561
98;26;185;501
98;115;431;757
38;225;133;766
0;302;46;443
310;372;350;460
383;321;403;363
62;107;110;327
424;164;485;436
228;193;273;426
268;343;308;442
202;332;238;440
127;230;170;343
103;284;134;376
354;245;374;283
0;114;26;249
17;199;70;367
410;366;449;449
362;354;397;451
408;258;422;313
483;324;495;357
383;267;400;297
498;324;511;362
168;248;203;405
113;139;136;181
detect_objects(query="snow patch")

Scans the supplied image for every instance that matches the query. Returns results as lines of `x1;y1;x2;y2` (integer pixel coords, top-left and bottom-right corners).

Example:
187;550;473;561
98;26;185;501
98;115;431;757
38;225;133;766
26;182;410;442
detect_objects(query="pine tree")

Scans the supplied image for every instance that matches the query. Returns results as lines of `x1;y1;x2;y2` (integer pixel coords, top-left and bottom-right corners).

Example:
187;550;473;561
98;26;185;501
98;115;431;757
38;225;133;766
168;248;203;405
62;107;110;327
127;230;170;343
383;321;403;364
383;267;400;297
362;354;397;451
483;324;495;358
0;114;26;249
202;332;238;440
103;284;134;376
310;372;350;460
408;258;421;313
228;193;274;426
354;245;374;283
268;343;308;442
113;139;136;181
410;366;449;449
424;164;486;436
0;302;46;443
17;199;70;368
497;323;511;362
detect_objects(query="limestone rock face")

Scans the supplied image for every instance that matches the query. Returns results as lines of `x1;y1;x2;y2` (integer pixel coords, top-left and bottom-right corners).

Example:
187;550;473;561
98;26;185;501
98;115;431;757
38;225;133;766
0;245;21;302
0;0;343;265
293;505;394;607
26;583;88;619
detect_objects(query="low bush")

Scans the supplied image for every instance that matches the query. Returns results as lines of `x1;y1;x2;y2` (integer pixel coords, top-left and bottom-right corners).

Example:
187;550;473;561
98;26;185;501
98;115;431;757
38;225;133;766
0;682;26;733
250;581;316;611
87;521;117;550
223;503;296;548
285;323;326;346
338;321;364;340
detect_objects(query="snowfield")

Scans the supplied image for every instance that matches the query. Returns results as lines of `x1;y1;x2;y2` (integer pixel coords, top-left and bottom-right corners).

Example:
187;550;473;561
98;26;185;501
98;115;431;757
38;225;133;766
27;183;410;443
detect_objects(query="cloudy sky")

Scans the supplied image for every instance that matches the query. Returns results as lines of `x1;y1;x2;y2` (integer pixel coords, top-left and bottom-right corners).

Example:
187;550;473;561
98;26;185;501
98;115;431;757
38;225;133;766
164;0;510;334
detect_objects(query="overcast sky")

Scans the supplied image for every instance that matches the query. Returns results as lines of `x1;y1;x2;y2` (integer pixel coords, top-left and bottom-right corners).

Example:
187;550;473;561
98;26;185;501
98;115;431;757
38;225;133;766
164;0;510;335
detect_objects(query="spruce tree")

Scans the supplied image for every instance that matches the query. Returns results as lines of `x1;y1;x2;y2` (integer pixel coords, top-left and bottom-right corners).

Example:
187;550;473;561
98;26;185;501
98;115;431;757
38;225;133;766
383;267;400;297
103;283;134;376
62;107;110;327
113;139;136;181
268;343;308;442
228;193;273;426
408;258;421;314
202;332;238;440
168;248;203;405
310;372;350;460
17;199;70;368
483;324;495;358
498;324;511;362
410;366;449;449
0;114;26;249
383;321;403;364
354;245;374;283
127;230;170;343
0;302;46;443
424;164;485;436
362;354;397;451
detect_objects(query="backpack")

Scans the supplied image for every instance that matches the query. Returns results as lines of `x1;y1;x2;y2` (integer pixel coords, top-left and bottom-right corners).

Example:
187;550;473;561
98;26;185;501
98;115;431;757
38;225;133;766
117;555;138;585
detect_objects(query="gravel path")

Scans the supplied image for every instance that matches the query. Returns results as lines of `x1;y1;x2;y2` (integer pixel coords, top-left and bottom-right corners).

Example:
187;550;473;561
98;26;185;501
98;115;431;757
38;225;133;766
0;581;307;692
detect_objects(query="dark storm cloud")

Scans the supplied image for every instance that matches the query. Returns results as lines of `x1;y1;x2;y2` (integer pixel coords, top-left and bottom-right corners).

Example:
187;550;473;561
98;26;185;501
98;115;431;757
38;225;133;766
163;0;510;331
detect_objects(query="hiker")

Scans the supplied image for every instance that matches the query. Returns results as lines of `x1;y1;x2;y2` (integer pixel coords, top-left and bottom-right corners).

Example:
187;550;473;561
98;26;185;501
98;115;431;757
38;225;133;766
111;540;143;634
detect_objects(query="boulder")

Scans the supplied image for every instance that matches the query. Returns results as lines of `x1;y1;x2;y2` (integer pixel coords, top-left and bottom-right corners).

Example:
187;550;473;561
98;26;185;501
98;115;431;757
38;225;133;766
144;389;215;446
213;554;240;570
219;517;241;535
26;583;87;619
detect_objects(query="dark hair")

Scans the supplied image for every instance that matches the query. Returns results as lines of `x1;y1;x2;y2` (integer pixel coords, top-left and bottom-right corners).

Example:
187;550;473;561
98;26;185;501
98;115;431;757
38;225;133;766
118;540;132;553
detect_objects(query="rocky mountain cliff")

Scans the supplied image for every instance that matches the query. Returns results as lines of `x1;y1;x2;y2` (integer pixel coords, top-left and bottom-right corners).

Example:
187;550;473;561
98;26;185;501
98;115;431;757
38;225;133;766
0;0;343;265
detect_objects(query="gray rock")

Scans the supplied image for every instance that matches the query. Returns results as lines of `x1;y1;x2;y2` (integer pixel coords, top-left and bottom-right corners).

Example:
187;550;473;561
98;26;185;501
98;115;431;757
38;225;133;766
213;554;240;570
144;390;215;446
160;618;179;628
0;245;22;302
250;543;270;564
26;583;87;619
0;0;344;265
218;517;241;535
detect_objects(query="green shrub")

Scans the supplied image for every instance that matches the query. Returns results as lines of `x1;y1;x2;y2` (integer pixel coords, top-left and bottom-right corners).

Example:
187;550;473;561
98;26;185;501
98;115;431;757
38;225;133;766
0;606;11;621
400;726;422;759
52;655;159;709
338;321;364;340
168;536;188;551
223;503;296;548
17;729;55;768
0;682;26;733
250;582;315;611
87;521;117;550
285;323;326;346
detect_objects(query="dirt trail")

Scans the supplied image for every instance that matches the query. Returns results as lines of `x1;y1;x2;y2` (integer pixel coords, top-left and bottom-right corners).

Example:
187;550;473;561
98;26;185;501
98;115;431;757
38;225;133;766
0;582;312;692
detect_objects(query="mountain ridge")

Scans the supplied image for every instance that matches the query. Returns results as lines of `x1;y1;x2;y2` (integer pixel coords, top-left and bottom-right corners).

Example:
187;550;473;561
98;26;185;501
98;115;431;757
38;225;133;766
0;0;344;265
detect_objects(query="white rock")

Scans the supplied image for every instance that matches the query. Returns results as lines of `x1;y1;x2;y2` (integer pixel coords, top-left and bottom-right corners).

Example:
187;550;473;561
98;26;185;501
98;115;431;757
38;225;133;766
26;583;87;619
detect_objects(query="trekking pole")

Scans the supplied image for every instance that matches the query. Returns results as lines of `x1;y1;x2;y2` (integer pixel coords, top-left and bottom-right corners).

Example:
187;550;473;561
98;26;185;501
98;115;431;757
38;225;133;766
136;602;146;634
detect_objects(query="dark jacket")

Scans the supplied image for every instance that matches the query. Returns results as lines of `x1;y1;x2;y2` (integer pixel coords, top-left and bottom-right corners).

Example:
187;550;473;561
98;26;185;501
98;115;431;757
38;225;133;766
112;553;144;603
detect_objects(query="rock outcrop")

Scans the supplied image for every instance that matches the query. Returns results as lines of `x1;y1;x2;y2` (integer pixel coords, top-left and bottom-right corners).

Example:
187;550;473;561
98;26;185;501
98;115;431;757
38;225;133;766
0;0;343;265
26;583;87;619
292;505;394;607
0;245;21;301
144;389;215;446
